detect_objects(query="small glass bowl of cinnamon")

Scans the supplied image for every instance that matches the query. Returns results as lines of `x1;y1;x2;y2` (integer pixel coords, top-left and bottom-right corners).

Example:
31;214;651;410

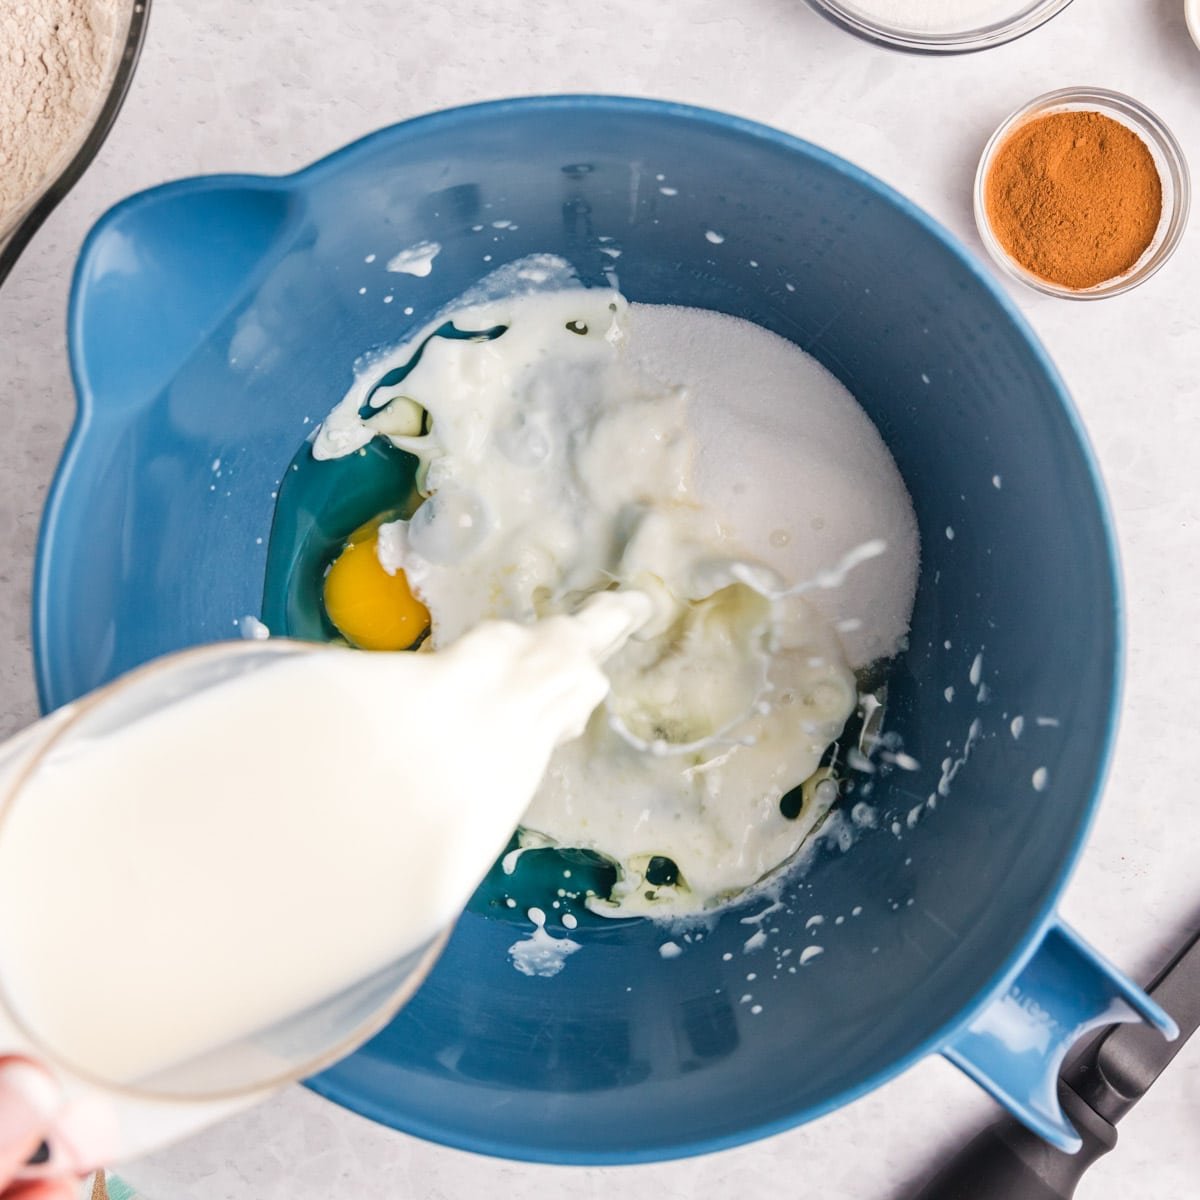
974;87;1190;300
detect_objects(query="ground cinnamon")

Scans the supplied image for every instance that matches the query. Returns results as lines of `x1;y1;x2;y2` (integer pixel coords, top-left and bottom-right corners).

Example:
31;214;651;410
984;109;1162;291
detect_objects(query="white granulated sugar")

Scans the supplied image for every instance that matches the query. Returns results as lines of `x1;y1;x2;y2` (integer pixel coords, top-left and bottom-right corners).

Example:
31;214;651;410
628;304;919;669
0;0;124;231
835;0;1031;32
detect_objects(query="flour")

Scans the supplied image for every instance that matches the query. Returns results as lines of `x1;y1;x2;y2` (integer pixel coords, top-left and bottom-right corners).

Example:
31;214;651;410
0;0;123;232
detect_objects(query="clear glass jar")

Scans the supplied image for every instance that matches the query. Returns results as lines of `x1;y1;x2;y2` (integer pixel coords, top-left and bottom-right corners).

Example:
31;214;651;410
974;87;1191;300
804;0;1073;54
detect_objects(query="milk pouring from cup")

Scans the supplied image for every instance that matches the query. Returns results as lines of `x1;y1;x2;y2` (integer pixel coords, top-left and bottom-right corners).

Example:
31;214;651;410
0;592;654;1173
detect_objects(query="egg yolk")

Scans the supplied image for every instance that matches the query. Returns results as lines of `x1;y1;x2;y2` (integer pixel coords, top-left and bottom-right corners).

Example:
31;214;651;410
323;522;430;651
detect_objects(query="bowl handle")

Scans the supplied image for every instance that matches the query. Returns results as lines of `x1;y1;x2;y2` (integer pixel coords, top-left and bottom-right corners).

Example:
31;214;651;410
69;177;300;415
941;921;1177;1152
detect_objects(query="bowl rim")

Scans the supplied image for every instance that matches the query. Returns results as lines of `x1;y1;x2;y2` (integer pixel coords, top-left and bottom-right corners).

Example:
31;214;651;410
803;0;1074;55
39;94;1125;1164
1187;0;1200;52
973;86;1192;300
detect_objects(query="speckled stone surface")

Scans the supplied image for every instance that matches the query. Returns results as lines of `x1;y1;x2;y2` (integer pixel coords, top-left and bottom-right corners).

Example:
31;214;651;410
2;0;1199;1196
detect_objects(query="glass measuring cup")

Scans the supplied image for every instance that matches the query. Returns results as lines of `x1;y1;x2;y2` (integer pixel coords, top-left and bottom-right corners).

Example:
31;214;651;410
0;640;448;1103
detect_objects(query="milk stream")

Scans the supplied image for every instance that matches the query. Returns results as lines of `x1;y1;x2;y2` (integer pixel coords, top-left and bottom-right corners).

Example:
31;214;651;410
0;592;649;1088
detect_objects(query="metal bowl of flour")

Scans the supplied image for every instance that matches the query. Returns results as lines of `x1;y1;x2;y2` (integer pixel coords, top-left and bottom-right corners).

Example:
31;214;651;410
0;0;151;286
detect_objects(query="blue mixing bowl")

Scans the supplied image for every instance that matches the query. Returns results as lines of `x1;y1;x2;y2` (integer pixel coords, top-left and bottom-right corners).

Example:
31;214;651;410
37;97;1173;1163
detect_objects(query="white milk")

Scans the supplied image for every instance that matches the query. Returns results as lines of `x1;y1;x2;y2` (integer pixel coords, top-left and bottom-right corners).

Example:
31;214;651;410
315;272;917;915
0;593;648;1087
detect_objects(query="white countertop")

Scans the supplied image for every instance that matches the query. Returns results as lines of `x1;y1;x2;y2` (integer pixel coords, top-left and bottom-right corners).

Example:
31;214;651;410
2;0;1199;1196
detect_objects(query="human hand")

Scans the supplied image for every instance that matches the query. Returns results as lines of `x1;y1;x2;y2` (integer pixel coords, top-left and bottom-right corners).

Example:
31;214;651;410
0;1060;74;1199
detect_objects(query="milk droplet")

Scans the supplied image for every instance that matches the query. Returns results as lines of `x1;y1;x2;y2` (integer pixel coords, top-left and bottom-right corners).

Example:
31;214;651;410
387;241;442;277
508;907;582;978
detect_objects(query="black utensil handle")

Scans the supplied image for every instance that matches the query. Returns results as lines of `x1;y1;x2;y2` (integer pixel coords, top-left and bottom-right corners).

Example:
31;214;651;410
909;1083;1116;1200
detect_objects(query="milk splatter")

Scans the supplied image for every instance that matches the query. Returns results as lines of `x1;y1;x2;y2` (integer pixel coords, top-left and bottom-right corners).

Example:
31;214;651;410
238;615;270;641
938;718;983;797
969;652;984;687
387;241;442;277
508;907;581;978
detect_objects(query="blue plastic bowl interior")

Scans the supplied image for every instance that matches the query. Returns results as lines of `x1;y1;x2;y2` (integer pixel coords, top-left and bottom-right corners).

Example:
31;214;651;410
37;98;1118;1163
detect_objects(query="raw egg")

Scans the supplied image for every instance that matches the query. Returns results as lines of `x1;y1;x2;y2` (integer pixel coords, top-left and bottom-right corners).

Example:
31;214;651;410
323;520;429;651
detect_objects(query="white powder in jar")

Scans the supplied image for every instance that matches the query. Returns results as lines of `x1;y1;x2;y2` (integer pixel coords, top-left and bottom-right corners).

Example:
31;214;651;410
830;0;1046;33
0;0;125;234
